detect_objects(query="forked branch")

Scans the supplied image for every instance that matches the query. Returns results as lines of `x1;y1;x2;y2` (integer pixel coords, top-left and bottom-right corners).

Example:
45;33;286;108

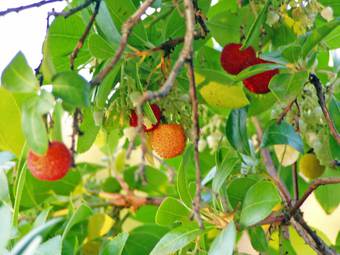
0;0;63;16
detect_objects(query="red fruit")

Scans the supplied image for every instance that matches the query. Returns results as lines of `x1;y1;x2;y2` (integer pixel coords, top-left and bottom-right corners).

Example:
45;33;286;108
129;104;162;132
243;58;279;94
27;141;72;181
151;124;186;159
220;43;257;75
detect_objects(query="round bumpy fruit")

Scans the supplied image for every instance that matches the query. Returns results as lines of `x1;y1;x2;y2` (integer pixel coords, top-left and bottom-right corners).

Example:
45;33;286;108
243;58;279;94
150;124;186;159
299;153;325;180
220;43;256;75
27;141;72;181
129;104;162;132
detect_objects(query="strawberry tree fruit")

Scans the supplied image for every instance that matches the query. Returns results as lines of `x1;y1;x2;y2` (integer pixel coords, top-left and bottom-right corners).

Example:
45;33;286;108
129;103;162;132
27;141;72;181
220;43;256;75
242;58;279;94
150;124;186;159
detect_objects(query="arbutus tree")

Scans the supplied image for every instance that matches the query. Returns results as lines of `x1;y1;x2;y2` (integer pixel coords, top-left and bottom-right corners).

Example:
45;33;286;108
0;0;340;254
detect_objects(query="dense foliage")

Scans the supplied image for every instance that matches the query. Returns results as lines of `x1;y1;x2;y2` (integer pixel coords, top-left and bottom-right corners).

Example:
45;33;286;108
0;0;340;254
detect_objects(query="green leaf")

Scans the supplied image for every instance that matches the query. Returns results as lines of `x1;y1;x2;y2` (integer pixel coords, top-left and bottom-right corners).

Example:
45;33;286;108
208;221;236;255
62;204;93;240
35;235;62;255
281;45;302;63
1;51;38;92
242;0;271;49
52;102;64;142
240;180;281;227
150;224;202;255
324;26;340;49
235;63;284;82
155;197;191;226
11;218;62;255
261;121;304;153
77;108;100;153
227;176;259;209
177;146;195;208
104;0;148;46
301;18;340;58
269;71;308;103
315;168;340;214
100;233;128;255
329;97;340;160
0;168;10;203
52;71;90;107
88;34;117;60
0;88;26;157
195;68;235;86
248;226;268;252
226;107;250;155
0;205;12;254
41;15;91;82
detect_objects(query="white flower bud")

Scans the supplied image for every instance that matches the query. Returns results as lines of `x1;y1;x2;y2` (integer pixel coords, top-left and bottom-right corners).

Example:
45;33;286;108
321;7;333;22
198;139;207;152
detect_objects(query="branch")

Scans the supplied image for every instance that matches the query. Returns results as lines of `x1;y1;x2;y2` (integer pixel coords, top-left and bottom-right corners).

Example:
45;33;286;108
0;0;63;16
187;58;203;229
309;73;340;145
192;0;209;36
292;162;299;203
276;99;296;124
48;0;95;19
70;0;101;69
290;177;340;216
91;0;156;86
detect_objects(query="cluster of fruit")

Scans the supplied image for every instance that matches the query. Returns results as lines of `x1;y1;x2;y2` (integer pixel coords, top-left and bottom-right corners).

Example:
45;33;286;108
129;103;186;159
220;43;279;94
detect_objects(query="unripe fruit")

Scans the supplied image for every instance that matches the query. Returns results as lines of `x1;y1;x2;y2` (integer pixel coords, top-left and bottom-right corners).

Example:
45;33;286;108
129;104;162;132
299;153;325;180
220;43;256;75
150;124;186;159
243;58;279;94
27;141;72;181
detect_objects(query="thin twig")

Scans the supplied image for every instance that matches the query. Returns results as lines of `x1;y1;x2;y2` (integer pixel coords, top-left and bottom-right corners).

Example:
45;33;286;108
276;99;296;124
292;162;299;203
0;0;63;16
70;0;101;69
309;73;340;144
290;177;340;216
70;108;82;164
187;58;203;229
48;0;95;18
91;0;156;86
192;0;209;36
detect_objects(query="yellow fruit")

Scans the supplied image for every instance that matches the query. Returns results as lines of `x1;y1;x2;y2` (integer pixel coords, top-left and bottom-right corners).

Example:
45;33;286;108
299;153;325;180
274;144;300;167
199;82;249;109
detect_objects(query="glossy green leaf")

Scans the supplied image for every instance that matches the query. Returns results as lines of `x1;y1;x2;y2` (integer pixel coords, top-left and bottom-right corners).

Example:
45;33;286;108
282;45;302;63
248;226;268;252
242;0;270;49
226;176;258;209
240;180;281;227
301;18;340;58
0;88;26;157
35;235;62;255
261;121;304;153
324;26;340;49
52;102;63;142
226;107;250;155
0;205;12;254
155;197;191;226
269;71;308;103
52;71;90;107
77;108;100;153
100;233;128;255
1;51;38;92
150;224;202;255
328;97;340;160
208;221;236;255
235;63;284;82
88;34;117;60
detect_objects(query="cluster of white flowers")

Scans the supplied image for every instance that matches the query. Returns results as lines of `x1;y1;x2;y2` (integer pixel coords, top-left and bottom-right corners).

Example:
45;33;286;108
199;115;225;153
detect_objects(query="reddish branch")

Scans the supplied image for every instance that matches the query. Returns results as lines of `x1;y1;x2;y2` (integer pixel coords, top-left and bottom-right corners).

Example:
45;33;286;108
91;0;156;85
309;73;340;145
0;0;63;16
70;0;101;69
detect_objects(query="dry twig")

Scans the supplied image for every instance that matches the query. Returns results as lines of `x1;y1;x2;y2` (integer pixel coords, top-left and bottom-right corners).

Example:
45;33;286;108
0;0;63;16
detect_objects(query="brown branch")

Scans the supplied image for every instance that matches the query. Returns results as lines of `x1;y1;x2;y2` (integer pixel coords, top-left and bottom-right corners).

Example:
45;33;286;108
309;73;340;144
48;0;95;19
292;162;299;203
187;58;203;229
70;0;101;70
91;0;156;86
255;213;287;226
276;99;296;124
0;0;63;16
290;177;340;216
192;0;209;36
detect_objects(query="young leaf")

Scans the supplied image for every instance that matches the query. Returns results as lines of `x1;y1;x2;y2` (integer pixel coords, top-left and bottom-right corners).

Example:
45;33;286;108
208;221;236;255
88;213;115;240
1;51;38;92
240;180;281;227
155;197;191;226
261;121;304;153
100;233;128;255
150;224;203;255
52;71;90;108
226;107;250;155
